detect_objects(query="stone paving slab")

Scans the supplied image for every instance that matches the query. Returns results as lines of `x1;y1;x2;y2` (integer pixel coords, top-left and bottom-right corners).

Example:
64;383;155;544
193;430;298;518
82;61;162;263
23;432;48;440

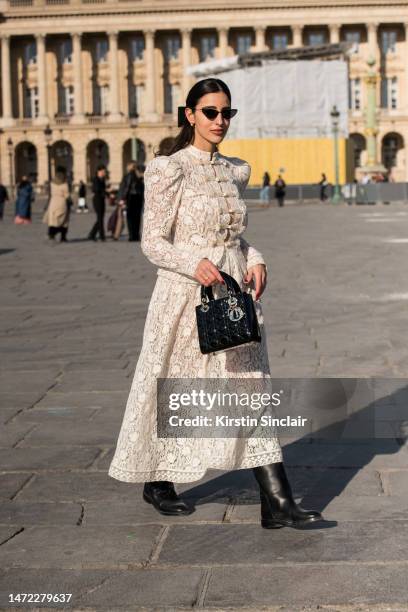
0;502;83;526
230;494;408;522
84;499;228;525
0;568;204;610
32;391;128;411
0;525;162;569
17;421;116;447
0;448;100;472
0;475;32;501
0;568;115;610
157;521;408;565
16;473;143;503
204;564;408;608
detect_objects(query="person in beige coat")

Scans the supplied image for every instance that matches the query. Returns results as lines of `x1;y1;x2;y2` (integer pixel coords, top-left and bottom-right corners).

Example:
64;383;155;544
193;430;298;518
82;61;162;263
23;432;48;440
42;166;71;242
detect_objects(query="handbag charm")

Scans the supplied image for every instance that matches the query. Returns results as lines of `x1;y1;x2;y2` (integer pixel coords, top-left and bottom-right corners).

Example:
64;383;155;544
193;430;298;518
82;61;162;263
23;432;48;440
227;295;244;322
196;271;262;354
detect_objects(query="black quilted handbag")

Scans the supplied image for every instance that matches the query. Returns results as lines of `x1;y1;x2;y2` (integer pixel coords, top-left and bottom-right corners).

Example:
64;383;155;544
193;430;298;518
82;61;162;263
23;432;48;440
195;270;262;354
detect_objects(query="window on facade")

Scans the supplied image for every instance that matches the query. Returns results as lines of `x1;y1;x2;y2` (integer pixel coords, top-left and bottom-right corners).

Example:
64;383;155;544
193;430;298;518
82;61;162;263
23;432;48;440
271;32;289;50
163;35;181;61
164;81;173;113
24;41;37;66
344;30;361;52
348;78;361;111
381;76;398;109
236;33;252;54
58;83;73;115
128;83;140;117
24;86;39;118
381;30;398;54
60;39;73;64
96;39;108;63
93;84;109;114
307;32;326;46
130;36;145;61
382;134;402;169
199;34;217;61
350;134;366;168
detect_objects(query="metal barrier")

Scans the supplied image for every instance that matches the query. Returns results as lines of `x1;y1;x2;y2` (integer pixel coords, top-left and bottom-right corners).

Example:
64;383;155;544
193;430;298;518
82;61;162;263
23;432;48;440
246;183;408;204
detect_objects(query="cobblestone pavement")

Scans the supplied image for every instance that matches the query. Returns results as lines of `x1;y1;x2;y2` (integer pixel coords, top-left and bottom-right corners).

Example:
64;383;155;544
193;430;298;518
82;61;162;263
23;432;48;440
1;200;408;611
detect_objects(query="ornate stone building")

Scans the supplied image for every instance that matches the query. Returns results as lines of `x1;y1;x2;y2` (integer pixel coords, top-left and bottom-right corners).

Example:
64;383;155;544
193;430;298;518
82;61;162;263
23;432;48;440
0;0;408;188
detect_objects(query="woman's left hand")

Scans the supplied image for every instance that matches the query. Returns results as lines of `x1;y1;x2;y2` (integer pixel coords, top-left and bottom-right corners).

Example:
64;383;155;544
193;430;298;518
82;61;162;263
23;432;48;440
243;264;267;300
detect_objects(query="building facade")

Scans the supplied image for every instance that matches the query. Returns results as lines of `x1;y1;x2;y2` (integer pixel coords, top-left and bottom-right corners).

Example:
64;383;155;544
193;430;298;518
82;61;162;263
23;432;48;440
1;0;408;188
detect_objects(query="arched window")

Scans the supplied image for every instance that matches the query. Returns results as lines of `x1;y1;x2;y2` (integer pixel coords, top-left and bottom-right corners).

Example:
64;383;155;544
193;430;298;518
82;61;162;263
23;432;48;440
382;133;404;169
350;133;366;168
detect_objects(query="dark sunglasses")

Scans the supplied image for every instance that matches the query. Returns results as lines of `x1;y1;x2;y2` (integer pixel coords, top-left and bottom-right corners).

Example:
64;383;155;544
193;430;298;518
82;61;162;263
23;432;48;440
194;107;238;121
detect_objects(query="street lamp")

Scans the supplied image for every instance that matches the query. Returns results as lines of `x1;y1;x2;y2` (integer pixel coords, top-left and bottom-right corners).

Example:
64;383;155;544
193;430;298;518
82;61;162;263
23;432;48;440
44;125;53;198
7;137;14;199
330;105;342;204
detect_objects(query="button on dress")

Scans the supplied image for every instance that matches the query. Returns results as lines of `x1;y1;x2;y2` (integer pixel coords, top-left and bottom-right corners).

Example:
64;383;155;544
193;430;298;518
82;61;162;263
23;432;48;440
108;144;283;484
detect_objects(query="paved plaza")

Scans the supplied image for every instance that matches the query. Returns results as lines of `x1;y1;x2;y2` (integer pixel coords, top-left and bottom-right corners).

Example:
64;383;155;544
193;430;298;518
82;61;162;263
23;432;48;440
1;198;408;610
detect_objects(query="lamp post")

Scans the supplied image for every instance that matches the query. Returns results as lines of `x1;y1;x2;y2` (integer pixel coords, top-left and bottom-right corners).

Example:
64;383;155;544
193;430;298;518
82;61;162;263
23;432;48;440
44;125;53;198
330;105;342;204
7;137;14;199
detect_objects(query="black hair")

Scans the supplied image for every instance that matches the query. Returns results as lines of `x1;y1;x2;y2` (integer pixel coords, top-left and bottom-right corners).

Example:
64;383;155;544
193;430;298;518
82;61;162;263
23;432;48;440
97;164;106;172
161;78;232;156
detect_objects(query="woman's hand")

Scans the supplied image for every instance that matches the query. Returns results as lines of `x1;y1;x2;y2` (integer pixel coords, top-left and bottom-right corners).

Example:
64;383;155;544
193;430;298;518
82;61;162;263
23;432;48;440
244;264;267;300
194;258;225;287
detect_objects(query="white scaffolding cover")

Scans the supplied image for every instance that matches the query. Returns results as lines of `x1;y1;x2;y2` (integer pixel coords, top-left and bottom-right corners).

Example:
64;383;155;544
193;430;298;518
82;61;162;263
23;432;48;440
205;60;349;139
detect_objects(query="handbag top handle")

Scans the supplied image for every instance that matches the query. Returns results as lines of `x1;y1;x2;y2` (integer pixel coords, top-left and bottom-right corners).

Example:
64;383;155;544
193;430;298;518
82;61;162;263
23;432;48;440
200;270;241;302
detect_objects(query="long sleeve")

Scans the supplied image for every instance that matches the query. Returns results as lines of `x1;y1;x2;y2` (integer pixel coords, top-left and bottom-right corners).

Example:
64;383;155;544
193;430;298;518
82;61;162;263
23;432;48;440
141;156;204;278
235;160;268;271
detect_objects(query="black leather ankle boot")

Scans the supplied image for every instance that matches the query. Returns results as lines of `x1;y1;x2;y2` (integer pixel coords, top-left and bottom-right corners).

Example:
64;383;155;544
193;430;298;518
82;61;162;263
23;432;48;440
253;462;323;529
143;481;194;516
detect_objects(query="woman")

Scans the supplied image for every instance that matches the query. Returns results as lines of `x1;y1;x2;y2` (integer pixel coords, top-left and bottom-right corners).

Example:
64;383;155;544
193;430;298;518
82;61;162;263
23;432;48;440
109;78;322;529
260;171;271;203
42;166;70;242
14;176;33;225
274;174;286;207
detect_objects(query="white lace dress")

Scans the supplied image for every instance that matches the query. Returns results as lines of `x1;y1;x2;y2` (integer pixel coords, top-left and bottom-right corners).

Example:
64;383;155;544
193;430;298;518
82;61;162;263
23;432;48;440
108;144;283;484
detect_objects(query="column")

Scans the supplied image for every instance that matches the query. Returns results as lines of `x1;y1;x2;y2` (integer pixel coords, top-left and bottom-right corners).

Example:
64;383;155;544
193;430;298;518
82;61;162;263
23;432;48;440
329;24;340;44
35;33;48;125
404;24;408;112
181;28;192;100
71;32;85;124
254;26;267;52
1;35;14;127
292;25;303;48
143;29;158;121
217;27;229;58
367;22;379;63
108;31;122;122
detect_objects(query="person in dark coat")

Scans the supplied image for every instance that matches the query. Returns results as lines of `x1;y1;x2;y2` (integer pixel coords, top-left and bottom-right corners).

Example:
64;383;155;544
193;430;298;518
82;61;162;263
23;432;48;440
118;161;145;241
274;174;286;207
319;173;329;201
0;182;9;220
14;176;34;225
88;165;107;241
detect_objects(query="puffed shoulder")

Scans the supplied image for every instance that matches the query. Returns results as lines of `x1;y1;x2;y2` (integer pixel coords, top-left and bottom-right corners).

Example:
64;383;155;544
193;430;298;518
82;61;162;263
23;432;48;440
220;154;251;185
145;155;183;179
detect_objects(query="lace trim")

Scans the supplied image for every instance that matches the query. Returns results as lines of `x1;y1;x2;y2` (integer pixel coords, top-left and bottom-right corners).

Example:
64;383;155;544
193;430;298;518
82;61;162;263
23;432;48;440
108;449;283;484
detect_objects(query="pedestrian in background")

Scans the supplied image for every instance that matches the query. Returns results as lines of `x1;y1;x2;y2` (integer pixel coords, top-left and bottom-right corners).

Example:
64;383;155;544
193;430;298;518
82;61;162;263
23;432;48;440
77;180;88;213
274;174;286;207
14;176;34;225
42;165;71;242
260;171;271;203
0;182;9;220
319;173;329;202
118;161;145;241
88;164;107;242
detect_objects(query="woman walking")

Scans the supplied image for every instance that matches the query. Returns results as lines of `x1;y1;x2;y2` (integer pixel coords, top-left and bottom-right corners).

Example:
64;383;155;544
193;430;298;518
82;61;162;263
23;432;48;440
14;176;34;225
109;78;322;529
42;166;71;242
